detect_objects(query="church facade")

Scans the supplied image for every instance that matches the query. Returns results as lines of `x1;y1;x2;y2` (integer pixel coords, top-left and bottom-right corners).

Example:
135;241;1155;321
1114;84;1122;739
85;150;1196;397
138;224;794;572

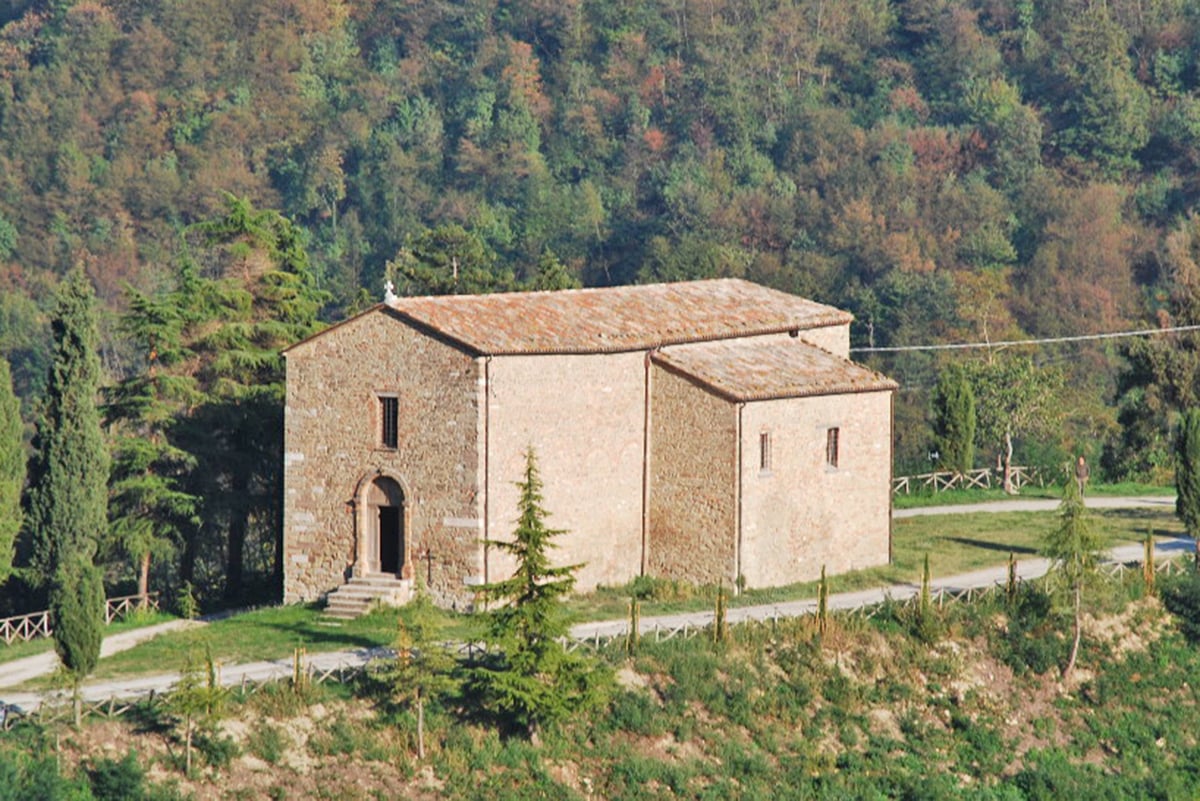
282;279;897;608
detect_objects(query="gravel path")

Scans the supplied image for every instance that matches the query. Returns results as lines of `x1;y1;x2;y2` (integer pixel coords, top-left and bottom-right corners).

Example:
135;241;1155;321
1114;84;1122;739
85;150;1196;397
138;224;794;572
1;497;1189;713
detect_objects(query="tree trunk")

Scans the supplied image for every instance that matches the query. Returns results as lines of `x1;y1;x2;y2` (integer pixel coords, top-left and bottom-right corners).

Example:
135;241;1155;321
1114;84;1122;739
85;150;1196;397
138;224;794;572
417;693;425;760
185;716;193;776
1002;430;1016;494
1064;583;1082;679
181;534;197;586
224;470;249;602
138;551;151;605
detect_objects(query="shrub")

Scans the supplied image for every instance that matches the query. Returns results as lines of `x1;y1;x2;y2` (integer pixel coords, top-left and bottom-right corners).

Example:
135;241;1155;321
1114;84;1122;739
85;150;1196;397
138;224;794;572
87;752;146;801
605;690;662;737
626;575;697;602
246;722;289;765
1161;566;1200;642
194;730;239;769
997;585;1066;675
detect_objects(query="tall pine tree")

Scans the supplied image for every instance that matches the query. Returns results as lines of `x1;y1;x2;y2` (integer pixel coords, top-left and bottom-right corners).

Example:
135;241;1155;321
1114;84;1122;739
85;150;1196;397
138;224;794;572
0;356;22;585
104;277;201;603
25;267;108;723
179;196;327;600
109;196;327;603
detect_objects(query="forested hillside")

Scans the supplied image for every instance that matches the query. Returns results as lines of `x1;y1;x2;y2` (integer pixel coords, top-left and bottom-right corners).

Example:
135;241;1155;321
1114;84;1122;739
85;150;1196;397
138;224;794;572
2;0;1200;604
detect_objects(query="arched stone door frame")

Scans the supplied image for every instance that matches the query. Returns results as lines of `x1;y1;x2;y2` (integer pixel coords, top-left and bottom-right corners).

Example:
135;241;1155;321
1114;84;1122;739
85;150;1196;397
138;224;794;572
350;469;413;579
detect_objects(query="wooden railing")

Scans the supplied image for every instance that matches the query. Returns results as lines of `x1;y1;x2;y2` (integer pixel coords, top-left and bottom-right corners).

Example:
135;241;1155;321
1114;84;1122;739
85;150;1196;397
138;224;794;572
0;610;51;646
104;593;161;625
893;465;1040;495
0;593;160;646
4;550;1189;730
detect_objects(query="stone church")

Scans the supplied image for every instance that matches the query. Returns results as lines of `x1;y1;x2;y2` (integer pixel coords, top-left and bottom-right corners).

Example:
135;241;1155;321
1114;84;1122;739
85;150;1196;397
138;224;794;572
282;278;897;613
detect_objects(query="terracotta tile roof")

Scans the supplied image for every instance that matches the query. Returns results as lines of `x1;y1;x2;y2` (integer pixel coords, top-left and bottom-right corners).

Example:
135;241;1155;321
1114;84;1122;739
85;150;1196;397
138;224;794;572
384;278;852;355
652;338;897;402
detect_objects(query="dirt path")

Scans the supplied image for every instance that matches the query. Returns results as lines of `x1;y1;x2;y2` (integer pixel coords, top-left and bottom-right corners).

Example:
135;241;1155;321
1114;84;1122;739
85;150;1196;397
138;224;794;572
1;497;1188;713
0;618;205;691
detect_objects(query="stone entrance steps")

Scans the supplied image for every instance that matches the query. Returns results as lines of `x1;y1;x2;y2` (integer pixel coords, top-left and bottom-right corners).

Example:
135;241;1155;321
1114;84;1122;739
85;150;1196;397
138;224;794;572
323;575;412;619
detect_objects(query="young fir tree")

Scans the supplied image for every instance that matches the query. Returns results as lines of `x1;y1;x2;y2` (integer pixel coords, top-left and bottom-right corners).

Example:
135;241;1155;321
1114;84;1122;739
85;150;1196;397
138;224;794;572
1176;408;1200;563
0;357;23;585
467;448;609;743
378;587;457;759
1043;475;1103;679
25;268;109;723
930;364;975;475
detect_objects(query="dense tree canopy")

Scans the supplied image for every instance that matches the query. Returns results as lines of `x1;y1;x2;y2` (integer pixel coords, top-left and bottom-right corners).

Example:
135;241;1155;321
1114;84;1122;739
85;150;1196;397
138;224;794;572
4;0;1200;606
0;356;21;585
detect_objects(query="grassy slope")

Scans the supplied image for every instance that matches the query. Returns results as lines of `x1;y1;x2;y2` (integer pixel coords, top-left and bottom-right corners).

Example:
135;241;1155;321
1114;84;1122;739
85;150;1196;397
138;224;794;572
11;572;1200;800
3;490;1184;683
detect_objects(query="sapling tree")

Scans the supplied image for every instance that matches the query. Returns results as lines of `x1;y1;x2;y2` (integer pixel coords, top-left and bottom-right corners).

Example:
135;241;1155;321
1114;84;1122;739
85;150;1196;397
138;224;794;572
379;587;457;759
1042;475;1103;679
467;448;609;743
169;645;225;776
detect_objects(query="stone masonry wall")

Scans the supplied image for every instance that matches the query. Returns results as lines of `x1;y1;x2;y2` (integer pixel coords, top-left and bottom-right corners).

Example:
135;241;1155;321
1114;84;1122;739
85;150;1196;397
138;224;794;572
647;363;738;586
738;390;892;588
283;311;483;607
484;351;645;593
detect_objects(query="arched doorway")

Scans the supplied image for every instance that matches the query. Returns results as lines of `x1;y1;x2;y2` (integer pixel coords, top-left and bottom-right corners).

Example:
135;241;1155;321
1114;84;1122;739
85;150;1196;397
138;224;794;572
365;476;406;577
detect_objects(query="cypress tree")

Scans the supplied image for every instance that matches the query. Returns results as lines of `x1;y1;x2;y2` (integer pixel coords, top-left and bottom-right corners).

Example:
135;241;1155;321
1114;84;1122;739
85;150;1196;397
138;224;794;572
25;268;108;722
931;364;976;476
0;357;22;585
1176;408;1200;562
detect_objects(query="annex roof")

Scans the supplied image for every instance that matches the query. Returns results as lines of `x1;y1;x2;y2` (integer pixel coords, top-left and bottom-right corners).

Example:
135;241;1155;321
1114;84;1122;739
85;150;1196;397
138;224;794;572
652;338;897;402
378;278;852;355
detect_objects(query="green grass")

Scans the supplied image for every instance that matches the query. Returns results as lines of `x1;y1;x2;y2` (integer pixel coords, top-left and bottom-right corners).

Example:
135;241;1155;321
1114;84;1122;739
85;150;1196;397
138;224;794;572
566;506;1184;622
891;480;1172;509
0;609;178;666
56;602;481;685
14;503;1185;686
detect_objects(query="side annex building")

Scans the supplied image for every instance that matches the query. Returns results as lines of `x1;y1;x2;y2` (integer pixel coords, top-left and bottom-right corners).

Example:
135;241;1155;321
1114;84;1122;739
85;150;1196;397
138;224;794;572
282;278;897;609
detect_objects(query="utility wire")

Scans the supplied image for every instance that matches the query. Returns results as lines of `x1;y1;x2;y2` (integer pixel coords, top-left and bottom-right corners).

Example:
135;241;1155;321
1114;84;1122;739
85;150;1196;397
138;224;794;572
850;323;1200;354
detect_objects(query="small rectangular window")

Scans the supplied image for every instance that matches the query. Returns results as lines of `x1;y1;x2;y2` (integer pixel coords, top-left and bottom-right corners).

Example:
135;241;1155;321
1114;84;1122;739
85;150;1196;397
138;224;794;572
380;396;399;448
826;427;840;468
759;431;771;472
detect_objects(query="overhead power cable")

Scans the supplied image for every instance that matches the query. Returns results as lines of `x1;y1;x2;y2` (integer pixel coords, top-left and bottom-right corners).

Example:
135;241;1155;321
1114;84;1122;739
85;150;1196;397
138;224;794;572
849;323;1200;354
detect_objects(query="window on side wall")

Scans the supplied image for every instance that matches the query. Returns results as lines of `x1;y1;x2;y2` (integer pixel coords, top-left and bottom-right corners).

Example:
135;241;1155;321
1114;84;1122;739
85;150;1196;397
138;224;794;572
825;427;840;468
379;395;399;449
759;430;772;473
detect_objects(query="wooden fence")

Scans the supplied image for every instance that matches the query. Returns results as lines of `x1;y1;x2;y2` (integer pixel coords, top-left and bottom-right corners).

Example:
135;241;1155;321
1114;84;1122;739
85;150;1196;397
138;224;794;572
0;593;160;646
2;552;1189;730
893;465;1041;495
